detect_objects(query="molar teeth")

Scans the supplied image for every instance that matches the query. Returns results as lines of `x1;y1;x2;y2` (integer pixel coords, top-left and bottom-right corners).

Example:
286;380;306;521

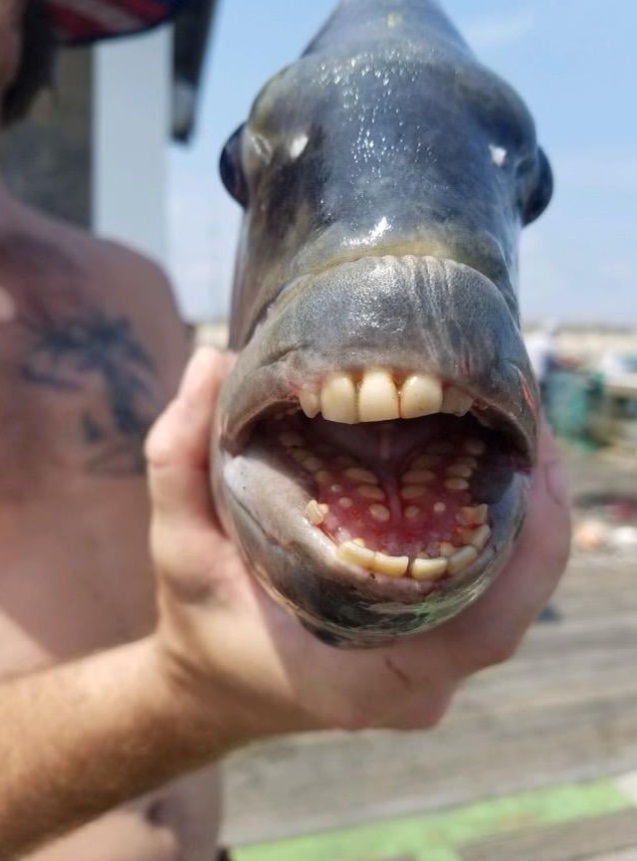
446;463;473;479
411;557;448;581
320;373;357;423
370;503;391;522
448;545;479;575
444;478;469;491
457;504;488;525
464;438;486;456
358;368;399;422
400;485;427;500
400;373;443;418
439;541;456;558
441;386;473;416
345;467;377;483
402;469;435;484
299;387;320;418
358;485;385;500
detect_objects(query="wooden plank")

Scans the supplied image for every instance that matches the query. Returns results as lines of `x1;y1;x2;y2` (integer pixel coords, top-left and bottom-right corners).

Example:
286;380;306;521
589;852;637;861
220;554;637;845
460;809;637;861
589;850;637;861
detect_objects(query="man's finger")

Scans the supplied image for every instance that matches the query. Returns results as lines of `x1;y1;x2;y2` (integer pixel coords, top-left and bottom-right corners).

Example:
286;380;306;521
145;347;232;526
439;422;571;674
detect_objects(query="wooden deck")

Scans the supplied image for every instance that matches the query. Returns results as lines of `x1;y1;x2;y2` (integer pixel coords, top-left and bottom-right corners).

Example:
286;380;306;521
460;809;637;861
220;549;637;848
220;448;637;858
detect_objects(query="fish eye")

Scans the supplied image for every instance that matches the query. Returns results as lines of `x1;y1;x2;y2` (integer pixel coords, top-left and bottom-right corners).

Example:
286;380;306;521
219;124;249;207
521;147;553;225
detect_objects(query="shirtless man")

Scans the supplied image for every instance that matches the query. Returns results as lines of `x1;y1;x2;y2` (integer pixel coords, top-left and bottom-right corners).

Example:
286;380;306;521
0;2;571;859
0;2;223;859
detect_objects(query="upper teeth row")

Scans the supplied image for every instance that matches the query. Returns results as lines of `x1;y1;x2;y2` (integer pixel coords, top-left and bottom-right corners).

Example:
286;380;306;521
299;367;473;423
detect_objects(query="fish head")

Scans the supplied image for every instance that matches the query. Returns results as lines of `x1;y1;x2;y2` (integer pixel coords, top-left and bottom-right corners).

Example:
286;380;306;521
213;0;553;647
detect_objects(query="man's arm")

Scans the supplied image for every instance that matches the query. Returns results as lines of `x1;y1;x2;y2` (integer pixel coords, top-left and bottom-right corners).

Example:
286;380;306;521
1;638;231;859
0;348;570;859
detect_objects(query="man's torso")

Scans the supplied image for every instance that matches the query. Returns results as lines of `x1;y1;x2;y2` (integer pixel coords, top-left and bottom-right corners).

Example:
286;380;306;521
0;210;221;861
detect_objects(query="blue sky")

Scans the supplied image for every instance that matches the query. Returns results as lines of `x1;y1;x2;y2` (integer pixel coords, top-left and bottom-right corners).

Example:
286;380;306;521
169;0;637;323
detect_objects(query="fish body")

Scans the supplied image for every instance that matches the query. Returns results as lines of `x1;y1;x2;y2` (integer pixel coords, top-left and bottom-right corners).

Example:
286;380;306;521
213;0;552;646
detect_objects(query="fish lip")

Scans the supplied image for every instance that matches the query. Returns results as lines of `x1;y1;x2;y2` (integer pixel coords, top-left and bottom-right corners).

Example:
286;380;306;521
264;241;517;331
218;254;539;465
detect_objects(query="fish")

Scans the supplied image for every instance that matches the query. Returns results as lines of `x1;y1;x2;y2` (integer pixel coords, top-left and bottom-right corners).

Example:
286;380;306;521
212;0;553;647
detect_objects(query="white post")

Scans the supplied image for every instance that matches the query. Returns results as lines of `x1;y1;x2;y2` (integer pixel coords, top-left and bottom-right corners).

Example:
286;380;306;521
92;26;172;266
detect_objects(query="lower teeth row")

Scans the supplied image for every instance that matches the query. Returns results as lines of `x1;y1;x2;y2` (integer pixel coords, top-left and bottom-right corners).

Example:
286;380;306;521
335;531;489;580
304;499;491;581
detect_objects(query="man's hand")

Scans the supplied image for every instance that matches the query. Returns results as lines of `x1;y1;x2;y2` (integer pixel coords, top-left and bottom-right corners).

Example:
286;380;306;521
146;347;571;748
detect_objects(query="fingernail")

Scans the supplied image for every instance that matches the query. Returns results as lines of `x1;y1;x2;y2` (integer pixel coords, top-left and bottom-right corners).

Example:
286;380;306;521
545;457;569;507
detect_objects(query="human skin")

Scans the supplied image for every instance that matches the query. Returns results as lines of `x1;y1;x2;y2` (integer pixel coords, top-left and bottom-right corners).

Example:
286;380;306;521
0;183;222;861
0;10;221;859
0;345;570;859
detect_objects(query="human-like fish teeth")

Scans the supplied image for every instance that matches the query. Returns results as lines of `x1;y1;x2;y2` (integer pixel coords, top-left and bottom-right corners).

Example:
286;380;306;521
299;386;320;418
448;546;479;575
300;368;474;424
337;540;376;567
460;524;492;551
344;467;378;483
320;372;358;423
370;551;409;577
446;462;473;479
337;542;409;577
411;557;448;581
358;367;400;422
457;504;488;525
400;485;429;500
400;373;443;418
445;477;469;491
337;538;480;580
305;500;329;525
441;385;474;416
358;485;385;500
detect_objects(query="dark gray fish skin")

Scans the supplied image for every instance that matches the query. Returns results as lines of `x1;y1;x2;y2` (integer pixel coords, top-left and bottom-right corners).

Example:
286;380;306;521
213;0;552;647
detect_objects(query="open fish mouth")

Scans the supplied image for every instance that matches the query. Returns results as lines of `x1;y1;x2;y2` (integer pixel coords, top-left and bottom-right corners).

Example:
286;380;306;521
213;254;538;646
263;384;521;582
